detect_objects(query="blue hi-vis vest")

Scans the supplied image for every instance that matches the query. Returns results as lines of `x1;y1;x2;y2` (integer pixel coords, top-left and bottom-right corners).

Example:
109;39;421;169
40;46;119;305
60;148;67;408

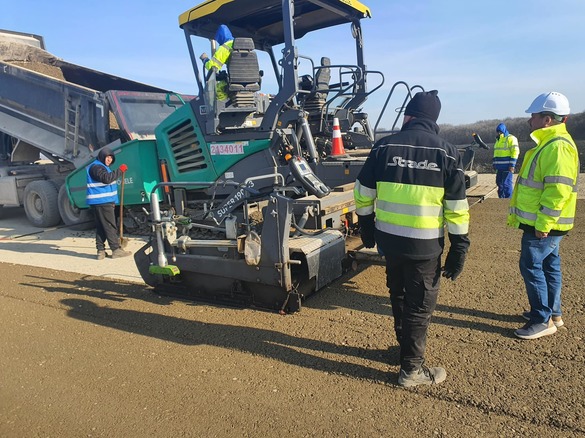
86;160;118;205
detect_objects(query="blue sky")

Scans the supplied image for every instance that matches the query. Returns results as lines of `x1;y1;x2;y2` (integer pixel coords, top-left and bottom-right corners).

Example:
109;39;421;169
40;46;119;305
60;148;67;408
2;0;584;126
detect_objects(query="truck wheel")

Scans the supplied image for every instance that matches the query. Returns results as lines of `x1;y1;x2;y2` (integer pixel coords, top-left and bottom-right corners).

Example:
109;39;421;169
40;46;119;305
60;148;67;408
23;180;61;227
58;185;94;230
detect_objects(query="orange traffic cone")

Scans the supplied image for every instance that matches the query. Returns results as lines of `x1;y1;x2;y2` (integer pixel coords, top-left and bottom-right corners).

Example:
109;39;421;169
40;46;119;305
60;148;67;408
330;117;346;156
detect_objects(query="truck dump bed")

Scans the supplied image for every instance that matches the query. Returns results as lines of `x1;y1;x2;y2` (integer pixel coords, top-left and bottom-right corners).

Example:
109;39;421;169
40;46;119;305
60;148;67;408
0;30;194;228
0;33;169;167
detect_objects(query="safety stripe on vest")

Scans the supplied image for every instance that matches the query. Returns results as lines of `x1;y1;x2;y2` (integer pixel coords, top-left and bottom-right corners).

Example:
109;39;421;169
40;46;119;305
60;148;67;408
211;43;233;68
539;205;562;217
511;207;536;222
493;159;516;165
444;199;469;211
447;222;469;234
87;182;113;188
376;220;444;239
356;206;374;215
376;200;443;217
510;206;575;225
87;190;118;200
543;175;577;190
516;176;543;190
355;180;377;198
354;180;376;215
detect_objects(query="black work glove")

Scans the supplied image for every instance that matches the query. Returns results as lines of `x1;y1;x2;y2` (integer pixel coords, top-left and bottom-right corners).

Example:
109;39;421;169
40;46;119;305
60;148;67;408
442;234;470;281
442;249;466;280
358;213;376;249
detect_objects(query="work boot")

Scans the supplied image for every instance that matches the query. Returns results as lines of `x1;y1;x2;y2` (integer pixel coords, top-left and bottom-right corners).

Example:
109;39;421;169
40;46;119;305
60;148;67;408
111;248;132;259
397;365;446;388
96;250;106;260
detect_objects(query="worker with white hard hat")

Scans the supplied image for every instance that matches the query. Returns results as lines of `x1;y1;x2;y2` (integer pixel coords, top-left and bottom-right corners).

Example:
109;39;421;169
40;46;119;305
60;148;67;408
508;91;579;340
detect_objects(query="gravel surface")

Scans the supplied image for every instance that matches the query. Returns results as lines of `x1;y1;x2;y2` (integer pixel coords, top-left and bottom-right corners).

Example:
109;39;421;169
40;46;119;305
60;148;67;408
1;193;584;437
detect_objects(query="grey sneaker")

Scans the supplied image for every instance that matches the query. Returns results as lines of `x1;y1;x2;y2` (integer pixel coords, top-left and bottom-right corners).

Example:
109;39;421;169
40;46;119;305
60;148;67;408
514;319;557;340
111;248;132;259
522;311;564;328
96;250;106;260
398;365;446;388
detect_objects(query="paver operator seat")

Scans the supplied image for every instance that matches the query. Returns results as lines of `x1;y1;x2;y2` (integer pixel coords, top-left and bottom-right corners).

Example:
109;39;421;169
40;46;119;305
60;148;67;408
227;38;261;108
303;56;331;118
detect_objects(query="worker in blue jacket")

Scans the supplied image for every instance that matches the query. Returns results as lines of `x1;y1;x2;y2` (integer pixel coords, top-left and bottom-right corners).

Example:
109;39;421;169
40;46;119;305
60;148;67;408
86;147;131;260
492;123;519;198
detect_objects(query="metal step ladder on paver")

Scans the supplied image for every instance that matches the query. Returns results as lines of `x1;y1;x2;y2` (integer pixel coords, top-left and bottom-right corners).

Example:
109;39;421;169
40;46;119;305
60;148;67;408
64;96;81;157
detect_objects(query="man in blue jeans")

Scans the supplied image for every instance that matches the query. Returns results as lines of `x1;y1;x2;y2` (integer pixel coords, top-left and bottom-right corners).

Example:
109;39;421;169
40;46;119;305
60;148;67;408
508;92;579;340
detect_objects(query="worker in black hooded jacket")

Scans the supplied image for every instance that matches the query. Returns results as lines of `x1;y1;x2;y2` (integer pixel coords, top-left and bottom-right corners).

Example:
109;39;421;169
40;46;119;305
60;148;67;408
354;90;470;387
86;147;131;260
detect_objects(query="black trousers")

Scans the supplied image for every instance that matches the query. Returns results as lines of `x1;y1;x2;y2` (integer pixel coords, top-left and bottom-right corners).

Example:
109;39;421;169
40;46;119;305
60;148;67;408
385;254;442;372
92;203;120;252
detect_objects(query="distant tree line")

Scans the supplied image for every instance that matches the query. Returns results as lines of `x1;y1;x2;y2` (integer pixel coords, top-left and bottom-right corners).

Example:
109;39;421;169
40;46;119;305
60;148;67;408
439;111;585;145
438;111;585;173
373;112;585;173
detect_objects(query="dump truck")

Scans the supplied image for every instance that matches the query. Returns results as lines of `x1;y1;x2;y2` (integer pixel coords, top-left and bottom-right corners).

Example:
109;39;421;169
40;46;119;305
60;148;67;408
0;29;192;228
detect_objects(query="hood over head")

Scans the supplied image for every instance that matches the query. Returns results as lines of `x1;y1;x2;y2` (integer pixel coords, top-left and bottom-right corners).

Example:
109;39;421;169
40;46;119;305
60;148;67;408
97;147;115;165
215;25;233;46
496;123;509;136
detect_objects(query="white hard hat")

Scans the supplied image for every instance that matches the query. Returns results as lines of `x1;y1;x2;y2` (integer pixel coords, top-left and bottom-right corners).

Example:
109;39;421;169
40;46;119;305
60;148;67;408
525;91;570;116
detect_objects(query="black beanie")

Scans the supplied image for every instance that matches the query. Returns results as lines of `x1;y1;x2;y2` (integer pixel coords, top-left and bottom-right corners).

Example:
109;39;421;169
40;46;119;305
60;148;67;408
404;90;441;122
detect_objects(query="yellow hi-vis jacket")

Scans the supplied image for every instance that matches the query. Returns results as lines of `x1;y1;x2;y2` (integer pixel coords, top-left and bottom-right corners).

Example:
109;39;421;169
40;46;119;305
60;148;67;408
204;41;234;72
508;123;579;233
204;41;233;100
492;133;519;171
354;118;470;259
